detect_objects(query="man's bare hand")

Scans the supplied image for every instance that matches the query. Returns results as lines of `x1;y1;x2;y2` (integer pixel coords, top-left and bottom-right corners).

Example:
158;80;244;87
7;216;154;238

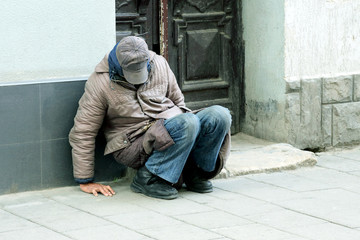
80;183;115;197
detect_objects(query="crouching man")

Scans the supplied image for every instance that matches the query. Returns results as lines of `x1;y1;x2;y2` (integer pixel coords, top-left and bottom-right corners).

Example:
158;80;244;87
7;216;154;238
69;36;231;200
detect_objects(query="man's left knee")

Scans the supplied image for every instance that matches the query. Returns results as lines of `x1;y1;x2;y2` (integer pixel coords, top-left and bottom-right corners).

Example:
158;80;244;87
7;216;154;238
205;105;232;129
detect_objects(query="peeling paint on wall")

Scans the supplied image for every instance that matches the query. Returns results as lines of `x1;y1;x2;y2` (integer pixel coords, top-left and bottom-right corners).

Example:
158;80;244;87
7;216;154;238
160;0;168;60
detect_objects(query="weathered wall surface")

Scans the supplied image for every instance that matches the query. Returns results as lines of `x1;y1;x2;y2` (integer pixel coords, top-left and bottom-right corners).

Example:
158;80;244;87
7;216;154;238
241;0;287;143
242;0;360;148
284;0;360;80
0;1;115;83
284;0;360;148
285;75;360;149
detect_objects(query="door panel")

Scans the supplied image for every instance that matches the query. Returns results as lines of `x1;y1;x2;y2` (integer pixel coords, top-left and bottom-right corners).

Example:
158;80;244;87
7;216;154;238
115;0;242;133
167;0;240;132
115;0;159;52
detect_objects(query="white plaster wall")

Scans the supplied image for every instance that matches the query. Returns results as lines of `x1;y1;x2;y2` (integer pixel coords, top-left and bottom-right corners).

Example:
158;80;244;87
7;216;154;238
0;1;115;83
285;0;360;80
242;0;360;145
243;0;285;102
241;0;287;142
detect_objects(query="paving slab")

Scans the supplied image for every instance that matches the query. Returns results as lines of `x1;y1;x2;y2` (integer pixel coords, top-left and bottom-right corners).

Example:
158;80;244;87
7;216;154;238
214;178;302;202
1;134;360;240
289;166;360;194
326;145;360;161
0;227;71;240
316;154;360;172
244;208;326;231
0;209;38;232
211;223;301;240
173;210;251;229
105;210;184;230
285;223;360;240
277;188;360;229
64;225;152;240
246;171;331;192
349;170;360;177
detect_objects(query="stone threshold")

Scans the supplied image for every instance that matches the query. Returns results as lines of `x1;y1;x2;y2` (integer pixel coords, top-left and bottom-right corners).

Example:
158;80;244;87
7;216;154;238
217;133;318;178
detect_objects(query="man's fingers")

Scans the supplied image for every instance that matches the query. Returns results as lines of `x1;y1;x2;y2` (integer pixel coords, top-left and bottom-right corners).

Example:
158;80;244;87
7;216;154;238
80;183;114;197
105;185;115;195
99;186;112;197
92;189;99;197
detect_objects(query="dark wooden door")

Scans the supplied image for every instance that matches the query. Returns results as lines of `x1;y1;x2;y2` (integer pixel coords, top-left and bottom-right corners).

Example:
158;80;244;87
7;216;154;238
115;0;160;52
165;0;241;133
116;0;242;133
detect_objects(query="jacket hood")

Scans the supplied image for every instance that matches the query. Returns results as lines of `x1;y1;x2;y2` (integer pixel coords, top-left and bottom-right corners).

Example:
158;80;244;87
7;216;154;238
95;50;156;74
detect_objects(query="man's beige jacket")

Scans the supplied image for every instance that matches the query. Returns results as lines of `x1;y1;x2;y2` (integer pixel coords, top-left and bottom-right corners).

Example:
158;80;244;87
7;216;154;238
69;51;230;180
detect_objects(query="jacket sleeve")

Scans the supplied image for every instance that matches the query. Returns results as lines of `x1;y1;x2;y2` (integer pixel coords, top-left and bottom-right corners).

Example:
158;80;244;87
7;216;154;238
164;59;191;112
69;74;107;182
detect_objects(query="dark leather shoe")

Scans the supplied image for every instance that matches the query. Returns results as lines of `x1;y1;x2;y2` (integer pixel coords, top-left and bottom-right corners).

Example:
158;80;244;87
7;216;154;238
185;175;213;193
183;161;213;193
131;166;178;200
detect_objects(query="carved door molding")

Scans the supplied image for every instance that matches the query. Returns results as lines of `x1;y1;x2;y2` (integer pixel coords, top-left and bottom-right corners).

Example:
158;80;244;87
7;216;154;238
115;0;243;133
165;0;241;132
116;0;159;52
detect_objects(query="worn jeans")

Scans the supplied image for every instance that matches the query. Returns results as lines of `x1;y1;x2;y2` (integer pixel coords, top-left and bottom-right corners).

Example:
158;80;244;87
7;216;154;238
145;105;232;184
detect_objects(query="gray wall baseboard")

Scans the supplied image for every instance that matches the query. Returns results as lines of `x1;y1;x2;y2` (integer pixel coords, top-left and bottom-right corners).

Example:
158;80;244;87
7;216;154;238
0;79;126;195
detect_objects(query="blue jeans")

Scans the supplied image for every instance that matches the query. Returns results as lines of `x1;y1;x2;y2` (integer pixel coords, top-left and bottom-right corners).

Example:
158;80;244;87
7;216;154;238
145;105;232;184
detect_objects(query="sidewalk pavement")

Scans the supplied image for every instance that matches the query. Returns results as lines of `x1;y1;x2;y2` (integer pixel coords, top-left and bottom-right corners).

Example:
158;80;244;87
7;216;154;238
1;133;360;240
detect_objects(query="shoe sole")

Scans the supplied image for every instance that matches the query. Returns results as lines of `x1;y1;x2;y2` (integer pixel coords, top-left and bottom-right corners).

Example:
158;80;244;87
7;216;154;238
130;181;178;200
186;185;213;193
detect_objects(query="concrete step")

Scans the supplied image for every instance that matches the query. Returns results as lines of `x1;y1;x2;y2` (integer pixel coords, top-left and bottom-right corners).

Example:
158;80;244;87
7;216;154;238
218;133;317;178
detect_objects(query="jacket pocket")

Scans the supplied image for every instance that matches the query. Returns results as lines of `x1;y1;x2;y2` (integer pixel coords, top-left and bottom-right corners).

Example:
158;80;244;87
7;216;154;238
113;134;149;169
104;133;130;155
143;119;175;155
